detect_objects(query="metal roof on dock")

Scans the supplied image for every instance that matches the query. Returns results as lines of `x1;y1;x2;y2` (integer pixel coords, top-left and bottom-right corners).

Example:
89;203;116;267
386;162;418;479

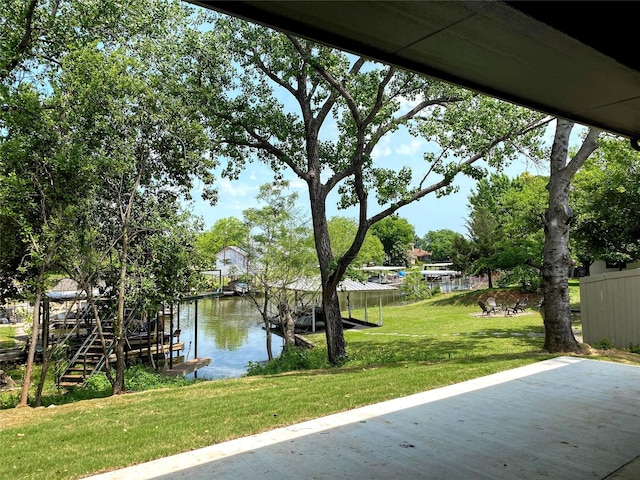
284;278;397;293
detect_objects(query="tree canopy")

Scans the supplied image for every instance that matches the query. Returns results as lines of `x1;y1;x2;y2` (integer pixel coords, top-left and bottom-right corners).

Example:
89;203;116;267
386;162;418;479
572;136;640;268
370;215;415;266
196;217;251;268
422;229;465;263
328;217;385;274
242;181;317;359
0;0;217;399
462;173;548;289
188;13;548;364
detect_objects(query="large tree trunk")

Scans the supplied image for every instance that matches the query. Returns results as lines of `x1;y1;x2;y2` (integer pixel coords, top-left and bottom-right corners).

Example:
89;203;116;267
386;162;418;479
322;288;346;363
542;191;578;351
309;183;347;365
542;120;600;352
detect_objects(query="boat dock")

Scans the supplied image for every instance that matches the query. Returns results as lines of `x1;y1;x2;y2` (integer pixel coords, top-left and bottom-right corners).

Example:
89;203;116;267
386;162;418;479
125;342;184;359
164;357;212;377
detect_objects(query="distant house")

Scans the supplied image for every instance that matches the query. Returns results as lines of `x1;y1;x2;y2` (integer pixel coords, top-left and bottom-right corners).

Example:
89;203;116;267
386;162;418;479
215;246;249;278
410;248;432;265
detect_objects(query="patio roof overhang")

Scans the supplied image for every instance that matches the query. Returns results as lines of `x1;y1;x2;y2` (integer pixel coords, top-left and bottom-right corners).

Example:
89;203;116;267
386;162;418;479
187;1;640;144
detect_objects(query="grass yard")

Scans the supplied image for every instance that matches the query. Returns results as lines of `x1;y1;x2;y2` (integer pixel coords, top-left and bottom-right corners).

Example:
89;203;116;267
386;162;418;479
0;325;17;349
316;290;549;372
1;286;638;480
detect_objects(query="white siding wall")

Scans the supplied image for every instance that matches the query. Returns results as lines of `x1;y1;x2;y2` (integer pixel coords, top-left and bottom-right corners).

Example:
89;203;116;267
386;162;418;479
215;247;248;274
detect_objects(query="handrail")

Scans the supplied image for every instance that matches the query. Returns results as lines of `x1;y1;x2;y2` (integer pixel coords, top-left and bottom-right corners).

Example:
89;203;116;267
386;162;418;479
56;325;98;387
55;304;150;386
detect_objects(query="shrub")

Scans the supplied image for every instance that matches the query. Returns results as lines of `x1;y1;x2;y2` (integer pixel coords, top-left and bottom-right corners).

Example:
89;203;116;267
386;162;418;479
594;338;613;350
246;346;330;375
496;265;541;291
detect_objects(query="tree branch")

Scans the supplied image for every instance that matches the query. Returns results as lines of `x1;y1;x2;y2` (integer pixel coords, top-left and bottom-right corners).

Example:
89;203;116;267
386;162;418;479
286;35;340;129
1;0;39;81
211;110;310;181
368;116;550;226
565;127;602;178
288;35;364;125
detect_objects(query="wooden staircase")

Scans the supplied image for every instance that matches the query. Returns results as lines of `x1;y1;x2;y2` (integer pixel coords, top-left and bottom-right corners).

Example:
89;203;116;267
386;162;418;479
57;325;115;388
54;306;185;388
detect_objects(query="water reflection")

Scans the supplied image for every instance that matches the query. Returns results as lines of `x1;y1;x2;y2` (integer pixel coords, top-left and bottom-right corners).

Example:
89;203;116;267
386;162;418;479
176;296;284;380
175;290;404;380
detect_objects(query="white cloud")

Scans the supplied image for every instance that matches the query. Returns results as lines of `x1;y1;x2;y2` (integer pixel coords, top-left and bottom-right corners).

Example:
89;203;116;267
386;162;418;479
288;178;307;190
219;178;256;197
372;136;392;159
396;138;425;156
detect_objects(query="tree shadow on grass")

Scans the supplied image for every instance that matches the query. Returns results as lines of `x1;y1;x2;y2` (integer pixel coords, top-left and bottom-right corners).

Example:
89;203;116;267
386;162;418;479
268;347;554;379
345;328;546;366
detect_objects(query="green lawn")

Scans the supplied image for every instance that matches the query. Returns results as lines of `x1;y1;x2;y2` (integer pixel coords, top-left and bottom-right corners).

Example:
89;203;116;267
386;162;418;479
0;287;637;480
0;325;17;349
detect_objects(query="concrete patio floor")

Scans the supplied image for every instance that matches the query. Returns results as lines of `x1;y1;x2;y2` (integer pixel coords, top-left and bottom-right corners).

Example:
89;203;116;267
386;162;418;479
85;357;640;480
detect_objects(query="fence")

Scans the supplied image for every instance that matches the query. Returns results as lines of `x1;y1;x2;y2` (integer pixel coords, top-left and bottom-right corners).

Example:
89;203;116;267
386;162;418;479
580;269;640;348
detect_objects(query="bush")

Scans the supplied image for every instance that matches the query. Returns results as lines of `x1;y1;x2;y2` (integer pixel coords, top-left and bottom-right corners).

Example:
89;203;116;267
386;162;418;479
400;273;433;302
496;265;541;291
123;364;196;390
246;346;330;375
0;363;199;409
594;338;613;350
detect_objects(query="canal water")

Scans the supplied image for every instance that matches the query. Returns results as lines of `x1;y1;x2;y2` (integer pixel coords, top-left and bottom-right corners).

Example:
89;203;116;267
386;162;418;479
175;296;279;380
175;289;404;380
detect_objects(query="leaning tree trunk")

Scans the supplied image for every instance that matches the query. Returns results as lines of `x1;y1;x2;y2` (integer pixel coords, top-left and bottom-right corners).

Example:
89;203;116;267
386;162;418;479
542;119;600;353
17;288;42;407
113;237;129;395
309;180;348;365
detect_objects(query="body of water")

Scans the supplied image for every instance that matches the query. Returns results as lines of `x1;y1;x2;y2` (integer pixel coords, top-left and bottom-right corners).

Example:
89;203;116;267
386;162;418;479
175;296;282;380
174;290;404;380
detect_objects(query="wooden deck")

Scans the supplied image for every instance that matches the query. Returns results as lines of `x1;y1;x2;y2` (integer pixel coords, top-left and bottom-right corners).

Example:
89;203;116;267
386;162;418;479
125;342;184;359
0;347;26;363
163;357;212;377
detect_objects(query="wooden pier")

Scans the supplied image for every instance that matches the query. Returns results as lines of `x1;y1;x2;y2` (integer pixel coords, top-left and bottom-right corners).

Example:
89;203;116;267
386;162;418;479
163;357;212;377
125;342;184;359
0;347;26;364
